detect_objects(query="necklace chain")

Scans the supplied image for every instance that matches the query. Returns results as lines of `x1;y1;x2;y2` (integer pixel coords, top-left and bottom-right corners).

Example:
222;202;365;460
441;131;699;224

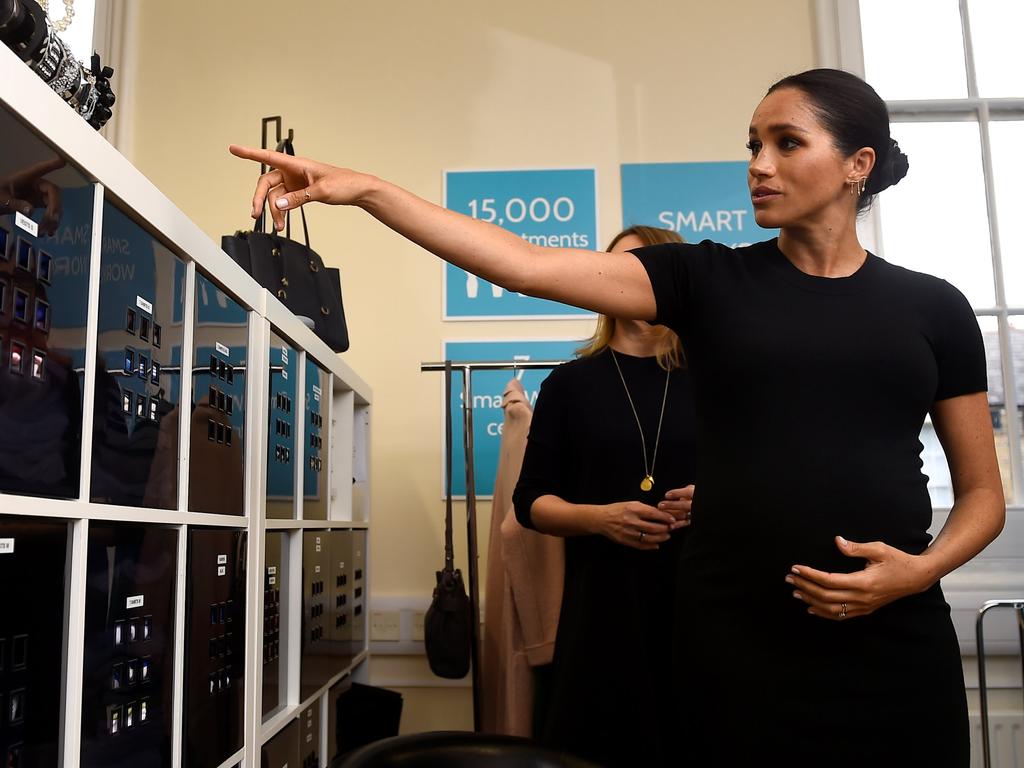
609;348;671;491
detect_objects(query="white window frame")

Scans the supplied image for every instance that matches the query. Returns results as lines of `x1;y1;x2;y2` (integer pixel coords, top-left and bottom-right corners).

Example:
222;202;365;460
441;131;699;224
819;0;1024;506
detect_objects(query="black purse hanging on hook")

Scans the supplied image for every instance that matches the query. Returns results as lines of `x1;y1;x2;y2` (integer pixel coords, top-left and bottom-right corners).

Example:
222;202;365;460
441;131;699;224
423;361;472;679
221;136;350;352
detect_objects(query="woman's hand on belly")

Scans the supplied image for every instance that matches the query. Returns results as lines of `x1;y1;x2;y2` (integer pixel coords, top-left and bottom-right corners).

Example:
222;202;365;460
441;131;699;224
784;536;931;621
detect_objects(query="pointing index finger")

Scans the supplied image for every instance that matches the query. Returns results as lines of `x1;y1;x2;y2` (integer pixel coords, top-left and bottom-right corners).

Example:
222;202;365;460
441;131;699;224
228;144;303;171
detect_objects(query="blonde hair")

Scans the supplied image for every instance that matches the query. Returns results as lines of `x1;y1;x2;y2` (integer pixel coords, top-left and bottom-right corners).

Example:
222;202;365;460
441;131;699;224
576;225;685;371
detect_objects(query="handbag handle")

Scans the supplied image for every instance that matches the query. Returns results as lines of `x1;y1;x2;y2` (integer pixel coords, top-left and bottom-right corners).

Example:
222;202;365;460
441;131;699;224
255;137;311;248
444;360;455;572
253;137;337;317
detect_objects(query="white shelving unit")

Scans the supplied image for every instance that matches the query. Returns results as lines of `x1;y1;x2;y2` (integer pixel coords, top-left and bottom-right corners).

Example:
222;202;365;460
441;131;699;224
0;47;372;768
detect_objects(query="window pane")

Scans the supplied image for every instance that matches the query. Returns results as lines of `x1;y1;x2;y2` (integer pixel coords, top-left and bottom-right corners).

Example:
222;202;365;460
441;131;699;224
860;0;967;100
877;122;995;307
989;122;1024;306
922;317;1012;505
1012;316;1024;504
920;418;953;507
968;0;1024;98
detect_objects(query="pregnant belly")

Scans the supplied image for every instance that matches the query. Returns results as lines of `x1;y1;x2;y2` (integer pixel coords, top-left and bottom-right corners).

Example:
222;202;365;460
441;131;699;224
681;483;934;599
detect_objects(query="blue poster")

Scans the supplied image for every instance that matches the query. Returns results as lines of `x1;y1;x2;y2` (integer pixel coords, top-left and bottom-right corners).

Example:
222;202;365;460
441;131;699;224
443;339;580;498
620;162;777;247
443;169;598;320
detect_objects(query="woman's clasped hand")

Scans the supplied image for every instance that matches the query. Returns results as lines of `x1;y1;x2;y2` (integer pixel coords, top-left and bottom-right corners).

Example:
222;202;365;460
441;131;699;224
597;484;695;550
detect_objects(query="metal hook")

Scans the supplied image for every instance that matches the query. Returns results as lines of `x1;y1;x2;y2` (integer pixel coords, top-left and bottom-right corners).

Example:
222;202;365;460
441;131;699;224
259;116;282;175
274;128;295;155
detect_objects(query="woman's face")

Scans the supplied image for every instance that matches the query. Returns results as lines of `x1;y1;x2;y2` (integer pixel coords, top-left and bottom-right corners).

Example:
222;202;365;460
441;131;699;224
746;87;861;230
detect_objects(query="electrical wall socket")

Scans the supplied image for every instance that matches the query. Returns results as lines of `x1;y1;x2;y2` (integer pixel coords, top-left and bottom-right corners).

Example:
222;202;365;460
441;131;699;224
370;610;401;641
411;611;425;642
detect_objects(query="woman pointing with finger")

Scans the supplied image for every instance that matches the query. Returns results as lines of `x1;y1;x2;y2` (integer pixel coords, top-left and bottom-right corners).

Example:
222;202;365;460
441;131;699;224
230;67;1005;765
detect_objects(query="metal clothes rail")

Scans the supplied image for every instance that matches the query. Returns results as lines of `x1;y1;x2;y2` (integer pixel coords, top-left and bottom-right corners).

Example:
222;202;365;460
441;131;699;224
420;359;567;730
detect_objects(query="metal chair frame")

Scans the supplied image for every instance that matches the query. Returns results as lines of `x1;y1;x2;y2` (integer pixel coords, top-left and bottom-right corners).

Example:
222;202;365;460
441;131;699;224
975;599;1024;768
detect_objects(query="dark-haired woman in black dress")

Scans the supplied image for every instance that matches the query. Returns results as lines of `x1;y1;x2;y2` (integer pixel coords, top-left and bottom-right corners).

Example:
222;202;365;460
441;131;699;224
232;68;1005;766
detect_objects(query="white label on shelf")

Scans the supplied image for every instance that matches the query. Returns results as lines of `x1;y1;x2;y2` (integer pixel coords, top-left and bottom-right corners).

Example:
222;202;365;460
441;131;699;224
217;554;227;564
282;371;288;380
268;576;277;586
282;348;289;362
217;565;226;576
15;212;38;237
0;538;14;554
306;734;313;744
312;385;322;397
315;544;321;553
314;565;321;573
136;296;153;314
267;566;277;575
216;342;230;357
126;595;144;609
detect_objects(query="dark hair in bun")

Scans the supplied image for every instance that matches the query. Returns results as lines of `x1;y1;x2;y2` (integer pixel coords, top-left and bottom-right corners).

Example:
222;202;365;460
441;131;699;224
767;68;909;212
867;138;910;195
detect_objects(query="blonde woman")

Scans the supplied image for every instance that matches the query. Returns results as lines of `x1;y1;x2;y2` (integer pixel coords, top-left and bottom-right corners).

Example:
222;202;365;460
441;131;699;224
510;225;696;767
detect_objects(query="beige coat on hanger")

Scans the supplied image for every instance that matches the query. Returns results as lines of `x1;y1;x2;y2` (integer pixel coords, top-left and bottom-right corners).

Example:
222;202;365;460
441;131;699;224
481;377;564;736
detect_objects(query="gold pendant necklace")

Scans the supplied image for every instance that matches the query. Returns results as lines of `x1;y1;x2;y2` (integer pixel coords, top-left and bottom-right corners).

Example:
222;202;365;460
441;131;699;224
609;349;670;493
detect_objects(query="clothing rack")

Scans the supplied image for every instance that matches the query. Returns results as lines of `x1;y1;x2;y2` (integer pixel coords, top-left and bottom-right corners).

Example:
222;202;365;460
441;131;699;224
420;359;567;730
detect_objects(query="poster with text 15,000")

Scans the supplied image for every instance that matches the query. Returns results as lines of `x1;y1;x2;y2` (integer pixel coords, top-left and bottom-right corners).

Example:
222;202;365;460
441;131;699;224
443;168;598;320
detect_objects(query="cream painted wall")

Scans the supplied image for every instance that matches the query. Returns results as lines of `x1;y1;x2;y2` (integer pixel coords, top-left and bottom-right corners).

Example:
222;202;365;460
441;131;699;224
126;0;816;728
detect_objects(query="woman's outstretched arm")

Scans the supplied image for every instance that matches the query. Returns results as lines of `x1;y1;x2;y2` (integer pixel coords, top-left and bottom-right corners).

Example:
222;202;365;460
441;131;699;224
229;145;658;321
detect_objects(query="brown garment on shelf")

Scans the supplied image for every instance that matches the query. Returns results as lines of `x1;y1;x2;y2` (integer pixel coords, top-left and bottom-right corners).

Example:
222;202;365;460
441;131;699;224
481;377;564;736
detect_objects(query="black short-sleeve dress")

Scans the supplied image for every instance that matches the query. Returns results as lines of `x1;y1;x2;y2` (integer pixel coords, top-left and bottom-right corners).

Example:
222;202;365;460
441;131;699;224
513;348;697;767
632;238;985;767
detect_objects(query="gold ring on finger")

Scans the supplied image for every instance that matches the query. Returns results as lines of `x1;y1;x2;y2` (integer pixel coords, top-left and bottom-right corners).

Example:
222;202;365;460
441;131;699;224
638;530;645;542
304;190;311;201
839;602;848;619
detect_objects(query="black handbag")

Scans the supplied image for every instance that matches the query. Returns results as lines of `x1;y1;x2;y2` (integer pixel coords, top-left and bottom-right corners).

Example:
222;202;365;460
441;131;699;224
423;361;472;679
221;138;350;352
